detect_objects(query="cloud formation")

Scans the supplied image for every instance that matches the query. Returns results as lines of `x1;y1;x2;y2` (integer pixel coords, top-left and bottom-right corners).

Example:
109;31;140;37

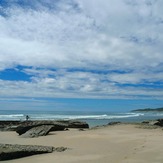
0;0;163;99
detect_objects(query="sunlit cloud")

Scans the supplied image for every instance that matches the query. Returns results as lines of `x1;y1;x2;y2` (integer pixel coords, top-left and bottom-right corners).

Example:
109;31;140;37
0;0;163;99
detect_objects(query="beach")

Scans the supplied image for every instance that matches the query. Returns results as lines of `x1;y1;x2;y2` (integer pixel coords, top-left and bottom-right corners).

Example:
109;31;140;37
0;123;163;163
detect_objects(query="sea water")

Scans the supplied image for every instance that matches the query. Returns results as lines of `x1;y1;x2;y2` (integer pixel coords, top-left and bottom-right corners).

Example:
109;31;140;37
0;110;163;127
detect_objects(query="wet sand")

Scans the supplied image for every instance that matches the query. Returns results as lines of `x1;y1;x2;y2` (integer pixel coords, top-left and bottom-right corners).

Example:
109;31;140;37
0;124;163;163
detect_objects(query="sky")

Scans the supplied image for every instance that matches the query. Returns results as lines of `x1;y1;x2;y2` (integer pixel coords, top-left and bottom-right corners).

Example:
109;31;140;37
0;0;163;111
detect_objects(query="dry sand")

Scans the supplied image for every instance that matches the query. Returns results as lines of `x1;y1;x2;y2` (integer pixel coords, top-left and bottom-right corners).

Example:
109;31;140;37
0;124;163;163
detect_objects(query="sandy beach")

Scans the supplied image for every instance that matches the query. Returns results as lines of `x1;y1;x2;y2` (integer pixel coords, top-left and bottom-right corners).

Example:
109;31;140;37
0;124;163;163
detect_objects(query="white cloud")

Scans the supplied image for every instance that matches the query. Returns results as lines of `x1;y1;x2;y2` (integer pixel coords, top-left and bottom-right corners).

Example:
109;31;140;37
0;0;163;99
0;0;162;70
108;72;163;84
0;69;162;99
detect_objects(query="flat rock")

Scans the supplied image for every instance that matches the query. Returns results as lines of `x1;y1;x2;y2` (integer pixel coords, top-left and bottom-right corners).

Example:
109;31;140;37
0;144;67;161
16;121;66;135
0;144;54;161
56;120;89;129
21;125;54;138
108;122;121;126
0;121;21;131
16;120;89;136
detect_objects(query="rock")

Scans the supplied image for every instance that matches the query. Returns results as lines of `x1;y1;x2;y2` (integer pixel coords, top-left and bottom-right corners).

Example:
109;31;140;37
141;119;163;127
16;121;66;135
54;147;68;152
0;144;54;161
139;119;163;129
0;121;21;131
21;125;54;138
16;120;89;136
141;121;150;124
148;120;160;126
107;122;121;126
0;120;89;132
152;119;163;126
65;128;69;131
0;144;68;161
0;120;89;138
56;120;89;129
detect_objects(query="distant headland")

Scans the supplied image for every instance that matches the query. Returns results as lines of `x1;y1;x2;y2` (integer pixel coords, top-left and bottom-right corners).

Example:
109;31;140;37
132;107;163;112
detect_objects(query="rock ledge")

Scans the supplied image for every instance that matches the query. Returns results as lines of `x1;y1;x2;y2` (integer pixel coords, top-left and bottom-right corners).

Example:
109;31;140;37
0;144;67;161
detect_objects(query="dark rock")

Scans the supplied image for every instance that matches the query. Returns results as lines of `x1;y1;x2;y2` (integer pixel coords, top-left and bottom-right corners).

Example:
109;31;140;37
108;122;121;126
139;119;163;129
0;120;89;131
54;147;68;152
0;121;21;131
141;121;150;124
151;119;163;126
21;125;54;138
141;119;163;127
0;120;89;138
16;124;32;135
16;120;89;136
56;120;89;129
148;120;160;126
16;121;66;135
0;144;54;161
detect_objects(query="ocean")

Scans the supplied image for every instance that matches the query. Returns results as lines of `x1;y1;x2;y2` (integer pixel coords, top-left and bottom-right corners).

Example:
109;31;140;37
0;110;163;127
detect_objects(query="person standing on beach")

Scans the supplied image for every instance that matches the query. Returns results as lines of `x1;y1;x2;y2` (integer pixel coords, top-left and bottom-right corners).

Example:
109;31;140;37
26;115;29;121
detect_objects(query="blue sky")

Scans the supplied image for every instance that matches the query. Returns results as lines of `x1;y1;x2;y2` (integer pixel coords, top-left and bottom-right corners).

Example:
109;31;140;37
0;0;163;111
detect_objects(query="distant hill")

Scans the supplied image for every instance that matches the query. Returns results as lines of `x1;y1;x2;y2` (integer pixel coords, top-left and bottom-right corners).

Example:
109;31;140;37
132;107;163;112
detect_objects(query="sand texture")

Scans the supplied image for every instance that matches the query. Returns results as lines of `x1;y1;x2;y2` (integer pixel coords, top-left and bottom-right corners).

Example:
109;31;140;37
0;124;163;163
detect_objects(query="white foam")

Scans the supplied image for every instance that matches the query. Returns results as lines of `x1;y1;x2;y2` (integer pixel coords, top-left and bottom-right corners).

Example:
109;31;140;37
0;113;145;120
0;114;24;118
0;114;24;120
30;113;144;120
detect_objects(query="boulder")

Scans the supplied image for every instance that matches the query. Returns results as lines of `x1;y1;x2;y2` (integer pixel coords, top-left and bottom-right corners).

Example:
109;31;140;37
21;125;54;138
0;144;54;161
16;120;89;136
108;122;121;126
0;121;21;131
16;121;66;135
141;119;163;127
141;121;150;124
152;119;163;126
56;120;89;128
0;120;89;132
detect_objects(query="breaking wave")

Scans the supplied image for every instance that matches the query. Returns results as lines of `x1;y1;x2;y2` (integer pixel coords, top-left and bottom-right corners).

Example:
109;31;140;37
0;113;144;120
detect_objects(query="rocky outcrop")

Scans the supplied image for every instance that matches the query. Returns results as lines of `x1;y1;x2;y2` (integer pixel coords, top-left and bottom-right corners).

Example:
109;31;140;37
108;122;121;126
16;121;66;135
56;120;89;129
155;119;163;126
0;144;67;161
21;125;54;138
0;120;89;138
142;119;163;127
13;120;89;138
0;121;21;131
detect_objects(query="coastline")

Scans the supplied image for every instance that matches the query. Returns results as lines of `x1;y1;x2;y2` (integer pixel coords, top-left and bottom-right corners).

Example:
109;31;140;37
1;109;163;128
0;122;163;163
